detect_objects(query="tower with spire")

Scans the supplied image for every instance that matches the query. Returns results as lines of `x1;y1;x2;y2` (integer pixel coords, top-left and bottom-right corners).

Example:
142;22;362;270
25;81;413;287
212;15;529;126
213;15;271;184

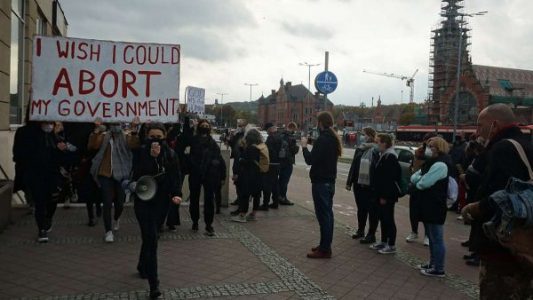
428;0;472;122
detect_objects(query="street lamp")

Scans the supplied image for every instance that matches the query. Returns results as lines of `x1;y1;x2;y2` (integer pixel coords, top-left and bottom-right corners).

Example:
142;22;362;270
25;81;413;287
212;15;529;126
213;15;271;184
244;83;258;102
299;62;320;93
216;92;228;127
452;10;488;143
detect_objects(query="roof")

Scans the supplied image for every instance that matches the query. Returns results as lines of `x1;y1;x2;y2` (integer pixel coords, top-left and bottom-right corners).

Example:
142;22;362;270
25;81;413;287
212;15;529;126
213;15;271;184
257;82;334;106
473;65;533;98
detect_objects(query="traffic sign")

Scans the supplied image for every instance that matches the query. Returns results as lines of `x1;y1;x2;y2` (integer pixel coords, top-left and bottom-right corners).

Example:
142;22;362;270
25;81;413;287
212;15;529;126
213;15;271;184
315;71;338;94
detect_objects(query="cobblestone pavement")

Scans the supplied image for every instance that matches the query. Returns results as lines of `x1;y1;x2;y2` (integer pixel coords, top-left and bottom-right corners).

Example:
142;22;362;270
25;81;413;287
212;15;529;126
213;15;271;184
0;162;479;299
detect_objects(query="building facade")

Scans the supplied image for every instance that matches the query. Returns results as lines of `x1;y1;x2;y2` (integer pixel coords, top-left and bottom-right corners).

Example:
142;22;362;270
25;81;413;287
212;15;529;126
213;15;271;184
429;0;533;125
0;0;67;180
257;79;333;130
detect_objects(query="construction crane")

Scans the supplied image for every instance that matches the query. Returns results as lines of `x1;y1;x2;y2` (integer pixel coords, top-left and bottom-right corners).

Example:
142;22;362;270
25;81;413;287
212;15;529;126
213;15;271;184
362;69;419;104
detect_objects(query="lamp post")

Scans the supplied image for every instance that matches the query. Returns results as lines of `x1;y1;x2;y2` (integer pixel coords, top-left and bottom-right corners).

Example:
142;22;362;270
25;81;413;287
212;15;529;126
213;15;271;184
299;62;320;93
216;92;228;127
452;10;488;143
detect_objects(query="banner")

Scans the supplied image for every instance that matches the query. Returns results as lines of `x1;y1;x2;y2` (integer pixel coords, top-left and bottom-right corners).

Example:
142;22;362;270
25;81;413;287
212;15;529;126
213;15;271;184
30;36;180;123
186;86;205;114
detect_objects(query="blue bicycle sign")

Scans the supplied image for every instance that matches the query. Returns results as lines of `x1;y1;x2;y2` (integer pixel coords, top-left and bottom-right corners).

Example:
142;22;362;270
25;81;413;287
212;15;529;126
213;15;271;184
315;71;338;94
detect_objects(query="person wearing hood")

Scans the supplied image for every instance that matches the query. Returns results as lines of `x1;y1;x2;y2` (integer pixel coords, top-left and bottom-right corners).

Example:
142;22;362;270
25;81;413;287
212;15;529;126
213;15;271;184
88;117;140;243
186;120;221;236
346;127;380;243
369;133;402;255
13;121;67;242
131;123;182;299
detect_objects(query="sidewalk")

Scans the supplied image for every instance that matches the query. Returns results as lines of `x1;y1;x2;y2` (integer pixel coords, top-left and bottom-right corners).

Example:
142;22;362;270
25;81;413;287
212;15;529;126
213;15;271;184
0;194;477;300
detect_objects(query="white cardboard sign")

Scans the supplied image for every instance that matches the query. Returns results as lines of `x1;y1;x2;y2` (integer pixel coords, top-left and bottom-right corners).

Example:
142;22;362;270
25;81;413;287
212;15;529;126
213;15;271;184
186;86;205;114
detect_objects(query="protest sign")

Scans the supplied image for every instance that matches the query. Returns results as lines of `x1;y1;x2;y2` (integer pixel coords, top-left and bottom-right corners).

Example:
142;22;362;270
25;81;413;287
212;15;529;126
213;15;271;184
30;36;180;123
186;86;205;114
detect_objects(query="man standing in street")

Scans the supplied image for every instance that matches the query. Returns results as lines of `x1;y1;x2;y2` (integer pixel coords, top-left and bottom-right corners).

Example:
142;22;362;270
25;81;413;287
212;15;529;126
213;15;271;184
259;123;282;210
462;104;533;299
229;119;247;208
277;122;299;206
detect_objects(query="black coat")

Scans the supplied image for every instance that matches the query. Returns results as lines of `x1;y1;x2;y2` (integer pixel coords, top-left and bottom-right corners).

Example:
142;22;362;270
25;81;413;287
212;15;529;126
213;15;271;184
303;128;339;184
372;151;402;202
279;131;299;166
473;126;533;256
266;133;283;165
132;144;182;199
187;134;222;183
235;145;262;196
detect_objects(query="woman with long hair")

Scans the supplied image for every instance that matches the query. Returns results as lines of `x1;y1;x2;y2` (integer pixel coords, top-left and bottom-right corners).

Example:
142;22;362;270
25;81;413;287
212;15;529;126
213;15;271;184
301;111;342;259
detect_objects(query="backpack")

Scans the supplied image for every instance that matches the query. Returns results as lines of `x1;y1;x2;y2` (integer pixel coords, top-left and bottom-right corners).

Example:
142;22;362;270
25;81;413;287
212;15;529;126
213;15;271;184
255;143;270;173
447;177;459;208
483;139;533;267
279;139;289;160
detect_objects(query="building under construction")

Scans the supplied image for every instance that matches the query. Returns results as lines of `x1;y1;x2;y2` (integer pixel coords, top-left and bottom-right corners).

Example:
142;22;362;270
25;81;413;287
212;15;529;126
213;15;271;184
428;0;533;125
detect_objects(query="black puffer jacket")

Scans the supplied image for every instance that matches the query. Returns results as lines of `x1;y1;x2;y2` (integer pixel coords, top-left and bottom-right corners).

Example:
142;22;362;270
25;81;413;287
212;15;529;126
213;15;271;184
236;145;262;196
188;134;221;182
372;150;402;202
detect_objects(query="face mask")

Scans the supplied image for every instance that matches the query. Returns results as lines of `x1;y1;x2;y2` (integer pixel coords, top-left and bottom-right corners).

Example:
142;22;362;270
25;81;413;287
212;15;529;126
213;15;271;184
41;124;54;133
424;147;433;158
110;125;122;134
198;127;210;135
147;138;164;146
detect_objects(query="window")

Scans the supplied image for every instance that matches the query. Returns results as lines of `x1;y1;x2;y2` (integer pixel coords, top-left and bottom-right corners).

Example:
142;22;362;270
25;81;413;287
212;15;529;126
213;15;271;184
396;149;414;164
10;0;25;124
498;79;513;91
36;13;47;35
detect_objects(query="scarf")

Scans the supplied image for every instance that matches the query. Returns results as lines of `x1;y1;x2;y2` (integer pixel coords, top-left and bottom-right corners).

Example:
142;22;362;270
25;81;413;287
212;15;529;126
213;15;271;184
91;133;133;183
357;143;377;186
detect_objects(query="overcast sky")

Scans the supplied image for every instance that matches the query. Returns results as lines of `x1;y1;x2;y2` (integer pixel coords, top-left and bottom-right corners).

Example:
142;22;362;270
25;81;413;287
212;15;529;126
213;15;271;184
60;0;533;106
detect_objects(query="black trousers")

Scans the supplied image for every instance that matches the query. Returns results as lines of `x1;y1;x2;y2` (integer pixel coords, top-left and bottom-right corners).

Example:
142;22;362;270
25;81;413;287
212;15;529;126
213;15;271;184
213;183;222;210
135;197;164;290
165;175;184;227
189;175;215;227
262;165;280;206
378;200;397;246
353;187;378;235
31;179;58;231
97;176;125;232
238;190;261;213
79;176;101;221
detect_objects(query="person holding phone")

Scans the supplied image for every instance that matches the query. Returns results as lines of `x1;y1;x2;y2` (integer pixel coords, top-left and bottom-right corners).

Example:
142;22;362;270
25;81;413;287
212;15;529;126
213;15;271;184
132;123;182;299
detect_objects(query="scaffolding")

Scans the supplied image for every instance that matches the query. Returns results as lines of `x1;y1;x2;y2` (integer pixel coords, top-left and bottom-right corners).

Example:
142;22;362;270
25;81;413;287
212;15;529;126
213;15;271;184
428;0;473;123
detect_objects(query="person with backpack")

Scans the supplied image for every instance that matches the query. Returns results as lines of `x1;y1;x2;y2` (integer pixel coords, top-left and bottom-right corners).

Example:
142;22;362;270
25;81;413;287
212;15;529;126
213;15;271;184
232;129;269;223
461;104;533;299
260;123;283;209
410;136;453;277
369;133;402;255
277;122;300;206
346;127;380;242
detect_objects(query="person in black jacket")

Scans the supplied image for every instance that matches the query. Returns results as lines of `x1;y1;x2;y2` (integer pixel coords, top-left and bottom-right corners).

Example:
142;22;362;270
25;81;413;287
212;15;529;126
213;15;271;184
370;133;402;255
462;104;533;299
228;120;247;207
261;123;283;209
301;111;342;259
13;121;66;243
277;122;300;206
410;137;453;277
186;120;221;236
346;127;379;242
132;123;182;299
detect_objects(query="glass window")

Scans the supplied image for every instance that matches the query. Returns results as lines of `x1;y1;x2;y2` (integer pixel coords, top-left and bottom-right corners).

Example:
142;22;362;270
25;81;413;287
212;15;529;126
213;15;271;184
10;1;24;124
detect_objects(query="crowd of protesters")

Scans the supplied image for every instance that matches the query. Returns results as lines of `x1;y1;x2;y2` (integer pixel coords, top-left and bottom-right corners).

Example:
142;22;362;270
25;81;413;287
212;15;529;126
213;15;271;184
10;104;533;299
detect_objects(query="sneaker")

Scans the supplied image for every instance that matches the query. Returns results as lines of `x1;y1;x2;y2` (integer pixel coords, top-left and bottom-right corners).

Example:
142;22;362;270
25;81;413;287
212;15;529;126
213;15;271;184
268;203;279;209
352;231;365;239
420;269;445;278
279;199;294;206
149;287;162;299
205;226;215;237
369;242;386;250
230;209;240;216
246;214;257;222
423;236;430;247
378;245;397;254
256;204;269;211
104;231;114;243
231;214;247;223
167;225;177;232
113;219;120;231
192;223;199;232
417;263;433;270
406;232;418;243
37;230;49;243
457;215;464;221
360;235;376;244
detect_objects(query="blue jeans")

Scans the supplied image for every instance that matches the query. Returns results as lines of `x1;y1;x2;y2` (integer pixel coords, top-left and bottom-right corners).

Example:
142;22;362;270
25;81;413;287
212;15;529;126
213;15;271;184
279;164;294;199
312;182;335;252
426;223;446;272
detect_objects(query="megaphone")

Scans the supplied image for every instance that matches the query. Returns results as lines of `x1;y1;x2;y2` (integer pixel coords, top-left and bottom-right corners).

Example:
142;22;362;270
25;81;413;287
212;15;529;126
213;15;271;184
135;176;158;201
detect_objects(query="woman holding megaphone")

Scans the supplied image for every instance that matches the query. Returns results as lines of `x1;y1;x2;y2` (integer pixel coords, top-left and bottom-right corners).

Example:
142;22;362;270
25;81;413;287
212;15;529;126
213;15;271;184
131;123;182;299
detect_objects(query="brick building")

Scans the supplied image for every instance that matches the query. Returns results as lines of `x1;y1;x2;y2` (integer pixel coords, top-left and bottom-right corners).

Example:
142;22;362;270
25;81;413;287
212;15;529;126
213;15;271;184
257;79;333;130
0;0;68;180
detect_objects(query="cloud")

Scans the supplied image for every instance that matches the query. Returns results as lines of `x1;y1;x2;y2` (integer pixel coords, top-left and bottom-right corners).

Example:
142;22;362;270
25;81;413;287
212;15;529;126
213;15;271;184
281;21;334;40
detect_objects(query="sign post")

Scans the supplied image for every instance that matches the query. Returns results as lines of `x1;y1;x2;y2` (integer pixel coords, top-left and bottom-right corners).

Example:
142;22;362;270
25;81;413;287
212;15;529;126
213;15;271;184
314;51;338;111
30;36;181;123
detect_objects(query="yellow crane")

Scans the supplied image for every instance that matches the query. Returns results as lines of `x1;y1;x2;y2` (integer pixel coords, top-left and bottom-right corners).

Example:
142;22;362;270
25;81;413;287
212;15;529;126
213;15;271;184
363;69;419;104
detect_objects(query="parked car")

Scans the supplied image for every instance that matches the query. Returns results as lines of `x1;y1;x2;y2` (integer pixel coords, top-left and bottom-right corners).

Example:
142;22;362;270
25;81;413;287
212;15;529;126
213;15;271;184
394;145;416;182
